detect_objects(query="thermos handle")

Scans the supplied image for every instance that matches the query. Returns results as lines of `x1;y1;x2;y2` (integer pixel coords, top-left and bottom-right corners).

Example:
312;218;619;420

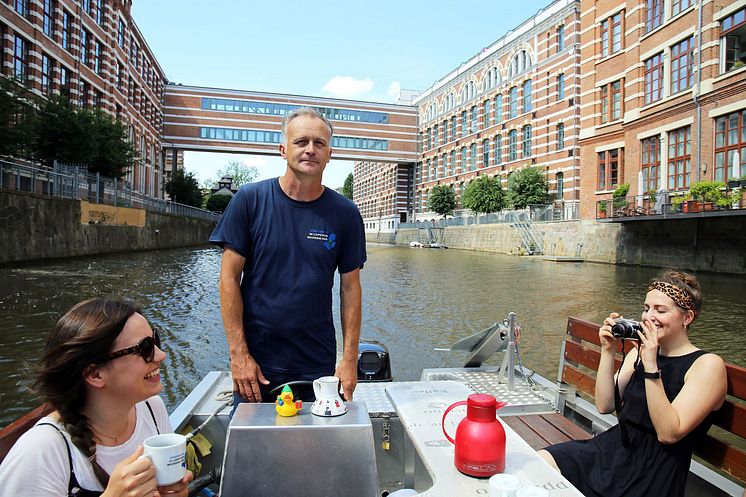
442;400;467;445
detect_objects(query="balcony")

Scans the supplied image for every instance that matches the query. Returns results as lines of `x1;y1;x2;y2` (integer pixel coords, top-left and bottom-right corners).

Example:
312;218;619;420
596;183;746;222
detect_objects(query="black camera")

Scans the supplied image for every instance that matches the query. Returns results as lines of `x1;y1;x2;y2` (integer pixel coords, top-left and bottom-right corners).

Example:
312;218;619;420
611;318;643;340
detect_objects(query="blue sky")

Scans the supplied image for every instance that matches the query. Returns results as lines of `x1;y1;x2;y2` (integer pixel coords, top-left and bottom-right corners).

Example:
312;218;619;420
131;0;551;188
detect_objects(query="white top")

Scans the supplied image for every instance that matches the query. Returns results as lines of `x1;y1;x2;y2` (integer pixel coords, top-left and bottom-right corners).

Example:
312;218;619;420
0;396;171;497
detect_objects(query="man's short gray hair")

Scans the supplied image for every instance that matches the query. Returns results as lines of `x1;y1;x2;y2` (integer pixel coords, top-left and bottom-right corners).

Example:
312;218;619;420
281;107;334;144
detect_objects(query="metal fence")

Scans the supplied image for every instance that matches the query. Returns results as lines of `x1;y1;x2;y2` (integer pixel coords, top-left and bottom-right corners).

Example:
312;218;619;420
400;202;579;229
1;160;220;222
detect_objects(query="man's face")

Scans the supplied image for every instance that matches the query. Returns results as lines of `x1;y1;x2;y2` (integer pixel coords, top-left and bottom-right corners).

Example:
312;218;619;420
279;115;333;179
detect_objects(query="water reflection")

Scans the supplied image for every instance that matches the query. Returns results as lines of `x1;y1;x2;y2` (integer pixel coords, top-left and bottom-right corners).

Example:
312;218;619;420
0;245;744;426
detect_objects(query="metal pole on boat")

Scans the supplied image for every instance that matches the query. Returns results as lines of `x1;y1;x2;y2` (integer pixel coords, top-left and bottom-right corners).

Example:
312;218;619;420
507;312;516;391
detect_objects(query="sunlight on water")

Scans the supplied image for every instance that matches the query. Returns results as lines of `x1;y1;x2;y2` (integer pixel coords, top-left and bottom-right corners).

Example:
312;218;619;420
0;245;744;426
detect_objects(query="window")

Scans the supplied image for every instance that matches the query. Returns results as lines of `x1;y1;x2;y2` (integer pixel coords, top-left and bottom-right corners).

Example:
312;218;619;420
450;117;456;142
433;124;439;148
449;150;456;176
522;80;532;113
14;0;29;17
97;0;105;26
508;130;517;161
444;92;455;112
601;12;623;57
483;99;491;127
13;35;28;83
714;110;746;181
94;90;102;108
461;110;467;137
482;139;490;167
81;30;90;66
460;146;467;172
82;0;90;15
508;50;532;78
641;136;660;192
522;125;532;157
60;65;70;97
62;11;71;50
672;0;692;16
483;67;500;91
426;103;436;121
118;19;125;48
426;128;431;150
495;95;503;123
667;127;691;189
671;37;694;94
470;143;477;171
644;53;664;104
597;149;622;190
557;74;565;100
43;0;55;38
442;120;448;144
509;87;518;119
495;135;502;164
116;62;123;90
557;123;565;150
79;80;89;107
721;8;746;73
557;25;565;52
646;0;664;32
556;172;564;199
600;80;623;123
41;53;54;95
471;106;478;133
461;81;475;102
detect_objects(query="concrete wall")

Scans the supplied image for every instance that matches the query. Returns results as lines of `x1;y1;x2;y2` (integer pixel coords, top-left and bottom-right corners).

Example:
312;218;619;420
1;191;216;264
394;216;746;274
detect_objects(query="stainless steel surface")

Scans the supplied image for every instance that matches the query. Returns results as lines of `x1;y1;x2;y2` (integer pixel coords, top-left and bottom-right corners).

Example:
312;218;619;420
219;401;379;497
355;382;396;416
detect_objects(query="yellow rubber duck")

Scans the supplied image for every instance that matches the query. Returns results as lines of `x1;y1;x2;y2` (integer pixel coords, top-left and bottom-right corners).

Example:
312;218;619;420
275;384;302;417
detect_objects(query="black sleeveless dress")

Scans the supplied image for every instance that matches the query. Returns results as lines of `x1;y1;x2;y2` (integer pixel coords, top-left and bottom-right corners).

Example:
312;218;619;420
545;350;714;497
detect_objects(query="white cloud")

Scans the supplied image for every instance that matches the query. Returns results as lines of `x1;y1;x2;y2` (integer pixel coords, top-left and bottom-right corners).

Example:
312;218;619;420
387;81;401;98
322;76;374;98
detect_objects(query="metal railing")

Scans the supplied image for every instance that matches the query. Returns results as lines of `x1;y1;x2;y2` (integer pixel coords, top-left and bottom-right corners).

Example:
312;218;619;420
595;188;746;220
1;160;220;222
401;202;579;229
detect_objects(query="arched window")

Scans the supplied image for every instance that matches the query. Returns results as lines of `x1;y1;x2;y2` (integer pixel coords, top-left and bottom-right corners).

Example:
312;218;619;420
461;80;476;103
482;67;502;91
444;92;455;112
508;49;532;78
427;102;437;121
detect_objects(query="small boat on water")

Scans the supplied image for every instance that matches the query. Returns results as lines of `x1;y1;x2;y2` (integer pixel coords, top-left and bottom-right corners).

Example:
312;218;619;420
2;313;744;497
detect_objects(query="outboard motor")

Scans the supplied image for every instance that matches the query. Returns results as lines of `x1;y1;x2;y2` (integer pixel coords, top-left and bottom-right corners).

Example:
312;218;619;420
357;340;392;382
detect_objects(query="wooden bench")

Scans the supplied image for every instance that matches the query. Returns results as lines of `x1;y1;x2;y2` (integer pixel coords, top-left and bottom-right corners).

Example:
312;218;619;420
557;316;746;494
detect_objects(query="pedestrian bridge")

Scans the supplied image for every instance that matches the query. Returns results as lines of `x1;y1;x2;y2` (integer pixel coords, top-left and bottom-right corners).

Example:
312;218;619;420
162;84;419;164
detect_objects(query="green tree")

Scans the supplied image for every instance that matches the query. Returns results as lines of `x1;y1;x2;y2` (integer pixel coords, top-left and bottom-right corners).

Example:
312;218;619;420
0;77;38;159
341;172;353;200
88;109;137;178
33;96;96;166
461;176;505;215
205;194;233;212
507;166;550;209
205;160;259;189
428;185;457;217
164;168;204;207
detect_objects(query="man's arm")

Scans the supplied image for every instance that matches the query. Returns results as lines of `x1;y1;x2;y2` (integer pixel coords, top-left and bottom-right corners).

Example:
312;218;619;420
335;267;362;401
219;247;268;402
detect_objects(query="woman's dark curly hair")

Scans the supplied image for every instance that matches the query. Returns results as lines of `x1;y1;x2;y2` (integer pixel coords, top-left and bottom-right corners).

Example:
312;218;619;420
34;298;140;486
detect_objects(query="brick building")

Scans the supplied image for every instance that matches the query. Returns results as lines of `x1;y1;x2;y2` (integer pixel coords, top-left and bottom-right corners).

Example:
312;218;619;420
407;0;581;224
578;0;746;219
1;0;166;197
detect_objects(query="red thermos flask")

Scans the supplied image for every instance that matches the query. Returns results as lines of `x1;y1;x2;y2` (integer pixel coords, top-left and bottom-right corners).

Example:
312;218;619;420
442;393;507;478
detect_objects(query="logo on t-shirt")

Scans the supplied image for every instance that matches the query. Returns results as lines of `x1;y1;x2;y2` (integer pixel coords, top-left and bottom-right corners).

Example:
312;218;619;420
307;230;336;250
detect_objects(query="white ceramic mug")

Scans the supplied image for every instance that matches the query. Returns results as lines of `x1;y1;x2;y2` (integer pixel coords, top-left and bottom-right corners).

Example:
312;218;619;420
489;473;521;497
311;376;346;416
142;433;187;485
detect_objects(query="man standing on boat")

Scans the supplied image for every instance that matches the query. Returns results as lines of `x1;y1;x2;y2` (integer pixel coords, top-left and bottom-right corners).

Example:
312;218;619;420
210;107;366;405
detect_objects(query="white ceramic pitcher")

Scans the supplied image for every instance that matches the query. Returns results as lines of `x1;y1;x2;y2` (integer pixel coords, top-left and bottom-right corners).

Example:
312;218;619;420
310;376;347;417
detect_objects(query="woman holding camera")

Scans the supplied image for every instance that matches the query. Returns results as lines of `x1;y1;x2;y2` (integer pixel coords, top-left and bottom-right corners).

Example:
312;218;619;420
0;298;192;497
538;269;727;497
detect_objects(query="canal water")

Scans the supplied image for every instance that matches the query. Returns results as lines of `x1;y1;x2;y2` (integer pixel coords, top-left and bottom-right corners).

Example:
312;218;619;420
1;244;745;427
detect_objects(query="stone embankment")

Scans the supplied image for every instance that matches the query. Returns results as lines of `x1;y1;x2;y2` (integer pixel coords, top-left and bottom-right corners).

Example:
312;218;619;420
388;216;746;274
1;190;216;264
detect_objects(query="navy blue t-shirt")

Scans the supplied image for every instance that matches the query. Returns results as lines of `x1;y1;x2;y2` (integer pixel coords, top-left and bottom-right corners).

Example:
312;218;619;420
209;178;367;376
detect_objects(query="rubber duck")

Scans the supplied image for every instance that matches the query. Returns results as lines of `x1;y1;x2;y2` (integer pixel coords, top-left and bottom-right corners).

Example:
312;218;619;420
275;384;302;417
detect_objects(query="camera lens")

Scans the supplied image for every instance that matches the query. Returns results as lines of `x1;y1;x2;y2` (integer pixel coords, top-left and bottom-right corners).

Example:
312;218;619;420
611;319;643;340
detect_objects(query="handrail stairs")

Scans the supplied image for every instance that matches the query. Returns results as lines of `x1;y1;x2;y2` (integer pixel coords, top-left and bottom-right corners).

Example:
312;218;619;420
507;211;544;255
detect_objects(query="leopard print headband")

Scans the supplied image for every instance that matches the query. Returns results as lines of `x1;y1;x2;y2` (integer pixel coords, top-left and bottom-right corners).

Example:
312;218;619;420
648;281;697;315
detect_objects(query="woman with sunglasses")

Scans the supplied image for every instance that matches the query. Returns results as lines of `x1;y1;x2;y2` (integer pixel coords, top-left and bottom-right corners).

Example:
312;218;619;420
0;298;192;497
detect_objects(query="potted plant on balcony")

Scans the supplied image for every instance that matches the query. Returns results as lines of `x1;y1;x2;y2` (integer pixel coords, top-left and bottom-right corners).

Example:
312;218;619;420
598;201;607;219
671;195;686;213
612;183;630;215
689;180;726;212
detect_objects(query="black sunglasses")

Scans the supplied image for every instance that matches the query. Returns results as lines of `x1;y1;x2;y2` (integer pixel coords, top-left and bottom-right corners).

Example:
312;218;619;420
98;328;162;364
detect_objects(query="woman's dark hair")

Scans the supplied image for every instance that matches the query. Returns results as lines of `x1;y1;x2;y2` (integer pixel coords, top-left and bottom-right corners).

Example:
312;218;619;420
651;269;702;322
34;298;140;486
